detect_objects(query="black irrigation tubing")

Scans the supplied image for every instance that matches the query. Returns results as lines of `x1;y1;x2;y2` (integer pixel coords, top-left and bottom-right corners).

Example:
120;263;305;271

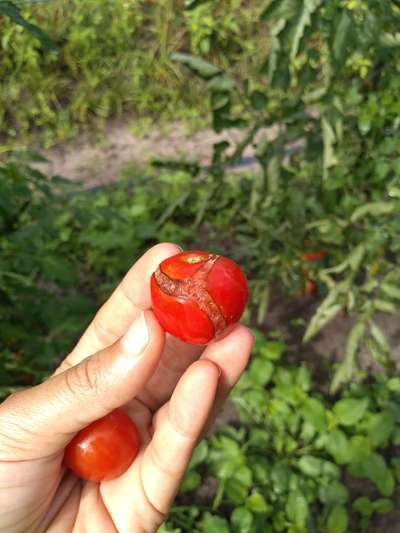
69;141;304;197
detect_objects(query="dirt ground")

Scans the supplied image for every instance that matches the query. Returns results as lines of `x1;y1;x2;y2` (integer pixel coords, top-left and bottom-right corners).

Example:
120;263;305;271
40;121;400;532
38;120;258;186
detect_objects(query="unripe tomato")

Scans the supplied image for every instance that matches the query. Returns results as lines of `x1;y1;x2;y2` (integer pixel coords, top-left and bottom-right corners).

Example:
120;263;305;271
64;408;140;482
151;250;248;344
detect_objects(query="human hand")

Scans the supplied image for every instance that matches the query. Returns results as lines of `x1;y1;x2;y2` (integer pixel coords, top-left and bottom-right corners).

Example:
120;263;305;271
0;243;253;532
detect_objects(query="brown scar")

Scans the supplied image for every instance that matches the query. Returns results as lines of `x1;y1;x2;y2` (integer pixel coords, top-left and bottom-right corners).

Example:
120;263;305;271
154;254;226;335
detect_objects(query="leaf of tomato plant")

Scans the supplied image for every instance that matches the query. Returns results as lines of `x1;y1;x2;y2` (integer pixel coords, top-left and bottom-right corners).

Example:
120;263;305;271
333;397;369;426
170;53;221;79
326;505;348;533
301;397;327;432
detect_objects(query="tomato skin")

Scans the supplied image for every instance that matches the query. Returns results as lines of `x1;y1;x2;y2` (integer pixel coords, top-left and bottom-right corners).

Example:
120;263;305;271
151;250;248;345
301;250;326;261
150;276;214;344
64;408;140;482
303;278;318;296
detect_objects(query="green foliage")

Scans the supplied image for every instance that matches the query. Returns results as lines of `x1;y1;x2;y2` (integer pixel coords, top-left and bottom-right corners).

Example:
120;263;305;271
0;155;201;397
0;0;262;149
167;0;400;388
162;332;400;532
0;0;56;49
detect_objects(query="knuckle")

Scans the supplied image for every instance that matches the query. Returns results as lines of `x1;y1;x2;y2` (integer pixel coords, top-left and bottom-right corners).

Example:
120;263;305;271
65;355;104;398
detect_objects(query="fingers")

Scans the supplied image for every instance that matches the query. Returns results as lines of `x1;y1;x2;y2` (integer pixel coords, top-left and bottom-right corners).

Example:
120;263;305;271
201;324;254;390
140;360;220;514
201;324;254;422
151;324;254;438
0;311;164;459
63;242;181;368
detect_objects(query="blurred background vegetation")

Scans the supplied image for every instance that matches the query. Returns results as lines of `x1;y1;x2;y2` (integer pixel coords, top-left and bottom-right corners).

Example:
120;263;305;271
1;0;400;531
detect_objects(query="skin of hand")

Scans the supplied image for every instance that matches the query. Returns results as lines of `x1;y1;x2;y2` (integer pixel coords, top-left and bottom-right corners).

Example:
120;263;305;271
0;243;254;533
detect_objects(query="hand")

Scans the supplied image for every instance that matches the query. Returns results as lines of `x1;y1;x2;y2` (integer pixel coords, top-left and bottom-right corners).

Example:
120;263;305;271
0;243;253;532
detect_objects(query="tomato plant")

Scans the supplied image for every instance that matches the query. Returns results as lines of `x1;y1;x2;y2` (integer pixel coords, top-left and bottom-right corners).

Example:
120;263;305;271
151;250;248;344
64;408;140;482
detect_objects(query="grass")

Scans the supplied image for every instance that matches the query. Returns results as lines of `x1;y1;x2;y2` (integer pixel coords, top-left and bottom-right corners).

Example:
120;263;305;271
0;0;265;151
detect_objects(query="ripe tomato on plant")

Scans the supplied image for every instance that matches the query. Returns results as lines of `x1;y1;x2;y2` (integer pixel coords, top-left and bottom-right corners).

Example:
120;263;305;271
303;278;318;296
64;408;140;482
151;250;248;345
301;250;326;261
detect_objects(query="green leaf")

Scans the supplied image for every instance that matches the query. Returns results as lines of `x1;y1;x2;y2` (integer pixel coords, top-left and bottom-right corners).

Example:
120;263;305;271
249;359;274;386
373;299;398;313
326;505;348;533
353;497;373;516
296;366;311;391
188;441;208;469
304;299;342;342
387;377;400;392
246;491;270;513
184;0;210;10
286;490;309;527
353;453;395;496
348;244;366;272
324;429;351;464
332;11;352;62
180;470;201;492
380;32;400;48
350;202;396;222
0;1;57;50
208;74;236;92
211;92;230;110
364;411;395;447
226;477;249;504
261;0;298;22
319;481;349;505
231;507;254;533
333;397;369;426
301;397;327;432
170;53;221;79
322;116;337;178
391;458;400;482
331;321;366;393
381;282;400;300
199;512;230;533
290;0;322;62
297;455;323;477
259;341;285;361
373;498;394;514
250;91;267;110
369;320;391;354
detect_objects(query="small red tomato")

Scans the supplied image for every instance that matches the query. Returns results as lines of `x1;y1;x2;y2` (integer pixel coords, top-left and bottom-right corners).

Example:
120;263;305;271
301;250;326;261
151;250;248;344
303;278;318;296
64;408;140;482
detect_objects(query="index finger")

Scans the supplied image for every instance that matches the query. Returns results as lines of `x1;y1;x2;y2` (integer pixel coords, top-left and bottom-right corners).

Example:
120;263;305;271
61;242;181;369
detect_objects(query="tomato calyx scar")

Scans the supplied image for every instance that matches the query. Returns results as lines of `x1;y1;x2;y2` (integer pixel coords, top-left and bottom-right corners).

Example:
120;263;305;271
154;254;227;335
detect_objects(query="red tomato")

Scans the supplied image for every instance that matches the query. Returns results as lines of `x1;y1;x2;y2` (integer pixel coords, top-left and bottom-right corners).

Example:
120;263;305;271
64;408;140;482
303;279;318;296
151;250;248;344
301;250;326;261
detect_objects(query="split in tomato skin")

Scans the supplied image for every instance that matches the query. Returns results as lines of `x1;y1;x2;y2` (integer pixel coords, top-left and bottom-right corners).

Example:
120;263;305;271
64;408;140;482
151;250;249;345
151;276;214;344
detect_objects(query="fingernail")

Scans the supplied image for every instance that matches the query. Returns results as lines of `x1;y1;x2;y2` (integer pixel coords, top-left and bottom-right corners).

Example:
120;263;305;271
121;312;149;358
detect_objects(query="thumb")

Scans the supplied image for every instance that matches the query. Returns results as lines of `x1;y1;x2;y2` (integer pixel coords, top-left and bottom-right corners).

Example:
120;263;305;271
0;311;164;459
